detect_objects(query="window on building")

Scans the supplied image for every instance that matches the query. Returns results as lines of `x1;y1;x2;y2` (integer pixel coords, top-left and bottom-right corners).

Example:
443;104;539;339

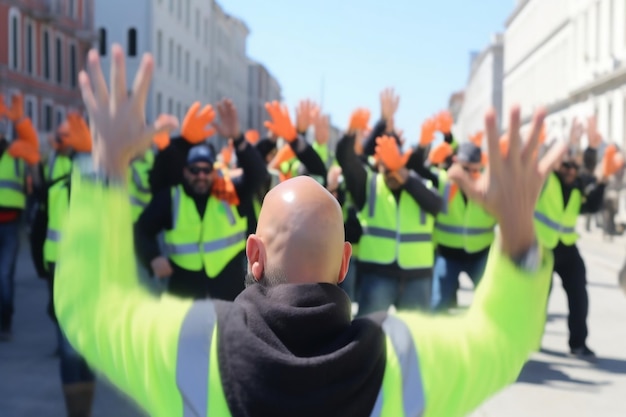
157;30;163;67
99;28;107;56
43;102;54;132
156;92;162;115
177;0;182;20
168;38;174;74
595;1;600;60
70;44;77;87
204;66;209;94
185;0;190;26
176;102;182;120
128;28;137;57
177;45;182;79
203;18;209;46
56;36;63;85
69;0;76;18
167;98;173;114
608;102;614;140
25;20;35;75
195;11;200;39
169;0;174;13
185;51;190;84
195;60;200;90
55;107;66;129
9;8;21;70
25;96;38;129
43;29;51;80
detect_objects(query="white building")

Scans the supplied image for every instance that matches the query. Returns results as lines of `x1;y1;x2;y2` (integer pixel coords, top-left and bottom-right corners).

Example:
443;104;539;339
247;59;282;134
95;0;249;141
455;34;504;142
503;0;626;148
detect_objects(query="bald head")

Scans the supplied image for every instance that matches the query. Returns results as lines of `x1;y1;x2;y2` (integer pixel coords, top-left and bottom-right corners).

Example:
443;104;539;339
246;176;352;287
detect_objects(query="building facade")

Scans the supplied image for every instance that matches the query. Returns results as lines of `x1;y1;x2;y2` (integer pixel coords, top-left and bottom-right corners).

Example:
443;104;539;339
96;0;250;143
454;34;504;142
504;0;626;148
247;59;282;135
0;0;97;138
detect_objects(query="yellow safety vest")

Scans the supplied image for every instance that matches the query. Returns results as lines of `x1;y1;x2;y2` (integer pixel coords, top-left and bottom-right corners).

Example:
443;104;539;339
164;185;247;277
434;178;496;253
0;151;26;209
358;172;435;269
44;152;72;183
44;181;70;264
312;141;336;169
128;150;155;222
534;173;581;249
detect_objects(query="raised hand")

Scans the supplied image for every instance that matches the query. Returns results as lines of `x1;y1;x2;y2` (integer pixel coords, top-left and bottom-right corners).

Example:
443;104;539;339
65;112;93;153
295;99;318;133
264;101;297;142
152;116;171;150
375;135;412;172
586;116;603;149
419;117;437;147
448;106;566;258
221;139;234;165
245;129;260;145
182;102;216;143
314;113;330;145
213;99;240;139
348;108;370;133
601;144;624;179
428;142;453;165
380;88;400;122
435;110;453;134
78;45;179;179
8;140;40;165
470;131;484;148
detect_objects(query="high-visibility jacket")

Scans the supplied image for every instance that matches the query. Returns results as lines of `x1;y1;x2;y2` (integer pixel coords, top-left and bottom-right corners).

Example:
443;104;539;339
534;172;581;249
358;172;435;269
312;141;336;169
128;150;155;222
55;175;554;417
44;152;72;184
44;181;70;264
0;151;26;209
434;173;496;253
164;185;247;277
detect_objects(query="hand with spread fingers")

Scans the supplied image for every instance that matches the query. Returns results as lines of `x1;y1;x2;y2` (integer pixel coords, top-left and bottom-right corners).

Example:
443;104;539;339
586;116;603;149
264;101;297;142
181;102;216;143
8;140;40;165
314;113;330;145
295;99;318;133
448;106;567;258
419;118;437;147
348;108;370;133
221;139;234;165
435;110;454;134
213;99;241;140
65;112;93;153
153;115;172;150
375;135;412;172
78;45;179;179
245;129;260;145
428;142;453;165
601;144;624;179
380;88;400;122
6;93;24;122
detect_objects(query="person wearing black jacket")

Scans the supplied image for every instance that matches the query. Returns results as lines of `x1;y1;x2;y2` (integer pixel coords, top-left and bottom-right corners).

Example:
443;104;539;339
135;101;267;300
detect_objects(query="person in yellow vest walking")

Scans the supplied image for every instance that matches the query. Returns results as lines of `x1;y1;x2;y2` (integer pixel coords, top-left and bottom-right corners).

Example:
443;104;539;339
0;94;39;340
533;118;621;359
54;48;567;417
134;99;268;300
431;142;497;311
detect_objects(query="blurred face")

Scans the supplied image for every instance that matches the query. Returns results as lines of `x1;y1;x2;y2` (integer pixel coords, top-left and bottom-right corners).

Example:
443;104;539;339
460;162;482;181
184;161;216;195
381;166;402;191
265;148;277;164
558;159;579;185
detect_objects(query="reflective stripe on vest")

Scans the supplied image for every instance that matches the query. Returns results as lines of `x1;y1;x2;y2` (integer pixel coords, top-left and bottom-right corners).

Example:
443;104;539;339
434;223;494;236
362;226;431;242
47;229;61;242
165;231;247;256
370;316;425;417
0;179;23;192
130;195;148;208
176;301;216;416
533;211;575;234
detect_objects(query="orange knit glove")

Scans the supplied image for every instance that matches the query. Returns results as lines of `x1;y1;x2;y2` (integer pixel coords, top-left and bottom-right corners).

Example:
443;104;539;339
15;117;39;149
419;118;437;146
602;145;623;177
435;110;453;134
8;140;40;165
269;144;296;170
221;140;234;165
428;142;453;164
65;113;92;153
375;135;412;171
182;102;216;144
348;108;370;132
470;131;484;148
264;101;297;142
245;129;260;145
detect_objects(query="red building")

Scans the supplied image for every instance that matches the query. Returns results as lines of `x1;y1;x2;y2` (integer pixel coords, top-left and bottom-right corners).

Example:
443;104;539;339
0;0;97;137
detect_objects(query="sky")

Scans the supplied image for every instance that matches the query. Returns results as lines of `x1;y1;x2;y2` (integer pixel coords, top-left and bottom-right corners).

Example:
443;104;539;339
223;0;514;144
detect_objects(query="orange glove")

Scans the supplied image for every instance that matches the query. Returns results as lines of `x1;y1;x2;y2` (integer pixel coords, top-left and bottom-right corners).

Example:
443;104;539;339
65;113;92;153
375;135;412;171
8;140;40;165
181;102;216;144
245;129;260;145
602;144;623;177
269;144;296;170
428;142;453;164
221;140;234;165
6;94;24;122
435;110;453;134
419;118;437;147
470;132;484;148
481;152;488;166
348;108;370;131
264;101;297;142
14;117;39;150
153;131;170;151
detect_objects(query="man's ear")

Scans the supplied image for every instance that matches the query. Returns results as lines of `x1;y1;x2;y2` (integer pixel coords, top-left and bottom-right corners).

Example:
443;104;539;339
246;234;265;281
337;242;353;284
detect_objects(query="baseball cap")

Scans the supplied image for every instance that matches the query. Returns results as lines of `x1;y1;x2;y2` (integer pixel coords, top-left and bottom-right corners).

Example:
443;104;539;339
187;145;216;165
456;142;482;164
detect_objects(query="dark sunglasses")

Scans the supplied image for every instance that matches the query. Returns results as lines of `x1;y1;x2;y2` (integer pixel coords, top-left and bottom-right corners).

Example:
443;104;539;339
561;162;579;170
188;166;213;175
462;166;482;174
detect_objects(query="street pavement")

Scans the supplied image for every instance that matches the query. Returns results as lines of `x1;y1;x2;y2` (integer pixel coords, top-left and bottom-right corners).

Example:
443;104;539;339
1;220;626;416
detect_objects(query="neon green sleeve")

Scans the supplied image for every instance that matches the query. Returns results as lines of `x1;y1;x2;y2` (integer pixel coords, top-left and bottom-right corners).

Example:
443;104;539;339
396;240;553;417
54;173;194;417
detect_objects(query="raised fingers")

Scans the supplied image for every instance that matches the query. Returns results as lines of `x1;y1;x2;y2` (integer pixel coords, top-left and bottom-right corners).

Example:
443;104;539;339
484;108;502;174
87;49;109;106
110;44;128;108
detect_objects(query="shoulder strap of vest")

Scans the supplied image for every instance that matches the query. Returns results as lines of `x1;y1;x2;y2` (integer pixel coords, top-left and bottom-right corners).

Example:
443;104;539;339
171;185;182;230
367;173;379;218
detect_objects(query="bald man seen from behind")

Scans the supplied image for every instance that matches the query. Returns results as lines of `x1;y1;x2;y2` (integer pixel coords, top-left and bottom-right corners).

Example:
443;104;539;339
55;44;565;417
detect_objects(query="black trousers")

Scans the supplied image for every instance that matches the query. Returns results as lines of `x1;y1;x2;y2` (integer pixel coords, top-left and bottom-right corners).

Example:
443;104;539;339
552;242;588;349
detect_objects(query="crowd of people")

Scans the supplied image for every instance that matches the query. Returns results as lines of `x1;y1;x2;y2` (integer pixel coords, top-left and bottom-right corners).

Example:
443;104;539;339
1;44;625;416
